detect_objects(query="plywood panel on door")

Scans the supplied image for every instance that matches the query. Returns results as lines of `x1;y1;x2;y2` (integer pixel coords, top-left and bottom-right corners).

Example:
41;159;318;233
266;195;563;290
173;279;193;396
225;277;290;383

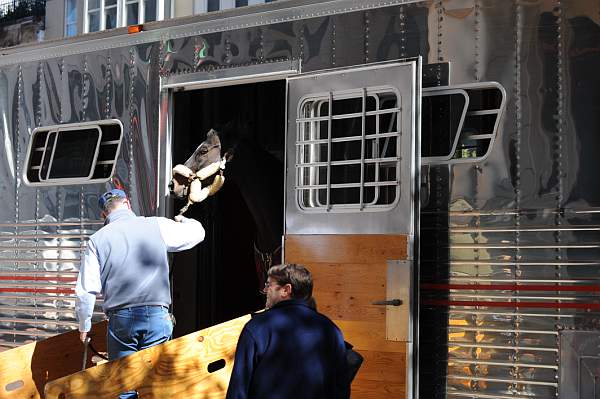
285;234;409;399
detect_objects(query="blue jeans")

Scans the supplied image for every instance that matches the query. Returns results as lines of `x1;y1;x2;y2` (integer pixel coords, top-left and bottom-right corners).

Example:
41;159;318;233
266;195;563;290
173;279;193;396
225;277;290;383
107;305;173;399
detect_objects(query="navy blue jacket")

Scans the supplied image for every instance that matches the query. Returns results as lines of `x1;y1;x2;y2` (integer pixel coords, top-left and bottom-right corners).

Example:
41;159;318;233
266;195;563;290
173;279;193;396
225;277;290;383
226;299;350;399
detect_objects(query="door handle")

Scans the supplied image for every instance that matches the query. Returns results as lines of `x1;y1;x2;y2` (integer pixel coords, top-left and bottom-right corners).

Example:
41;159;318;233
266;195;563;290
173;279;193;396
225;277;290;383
372;299;403;306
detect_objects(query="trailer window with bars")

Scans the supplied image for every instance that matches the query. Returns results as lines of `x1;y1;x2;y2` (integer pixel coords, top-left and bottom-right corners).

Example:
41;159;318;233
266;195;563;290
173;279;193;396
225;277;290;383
23;120;123;186
295;88;401;212
421;83;506;165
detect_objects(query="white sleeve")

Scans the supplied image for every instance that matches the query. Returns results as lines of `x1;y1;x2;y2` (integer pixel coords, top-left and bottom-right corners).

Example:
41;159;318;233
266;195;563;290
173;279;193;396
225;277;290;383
157;216;206;252
75;240;102;333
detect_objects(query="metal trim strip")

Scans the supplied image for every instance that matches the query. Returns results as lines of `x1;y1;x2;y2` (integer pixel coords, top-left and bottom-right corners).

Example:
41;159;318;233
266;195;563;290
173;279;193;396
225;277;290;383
447;376;557;388
161;60;300;90
426;299;600;310
450;359;558;370
424;283;600;292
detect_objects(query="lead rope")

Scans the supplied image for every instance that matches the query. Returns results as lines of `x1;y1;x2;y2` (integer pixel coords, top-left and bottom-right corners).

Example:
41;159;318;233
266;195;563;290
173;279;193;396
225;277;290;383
82;336;108;371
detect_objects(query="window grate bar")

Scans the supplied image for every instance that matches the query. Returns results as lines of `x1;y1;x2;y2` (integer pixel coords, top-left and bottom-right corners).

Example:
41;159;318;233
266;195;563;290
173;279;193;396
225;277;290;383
359;88;367;210
95;161;114;165
100;140;120;145
297;181;398;190
296;157;400;168
295;131;401;146
373;95;382;206
467;109;500;116
296;108;401;123
326;91;333;211
466;134;493;140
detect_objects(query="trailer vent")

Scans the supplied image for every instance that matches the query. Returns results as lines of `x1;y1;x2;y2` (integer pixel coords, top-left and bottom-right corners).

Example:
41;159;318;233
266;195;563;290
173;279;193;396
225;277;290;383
421;82;506;164
295;88;401;211
23;120;123;186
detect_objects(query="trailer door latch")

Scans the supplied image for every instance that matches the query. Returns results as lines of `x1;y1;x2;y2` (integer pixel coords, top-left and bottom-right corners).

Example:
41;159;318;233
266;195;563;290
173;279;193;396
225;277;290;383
372;299;403;306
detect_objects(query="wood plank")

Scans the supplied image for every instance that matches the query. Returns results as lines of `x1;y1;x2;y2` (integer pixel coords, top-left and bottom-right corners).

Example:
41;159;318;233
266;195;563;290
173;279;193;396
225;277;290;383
351;378;406;399
313;291;385;322
44;314;251;399
309;261;387;322
335;320;406;353
285;235;408;263
354;349;406;383
311;262;386;295
0;320;107;399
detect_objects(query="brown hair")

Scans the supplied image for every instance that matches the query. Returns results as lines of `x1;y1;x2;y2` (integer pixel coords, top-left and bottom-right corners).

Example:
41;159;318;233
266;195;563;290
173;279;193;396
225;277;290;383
267;263;313;301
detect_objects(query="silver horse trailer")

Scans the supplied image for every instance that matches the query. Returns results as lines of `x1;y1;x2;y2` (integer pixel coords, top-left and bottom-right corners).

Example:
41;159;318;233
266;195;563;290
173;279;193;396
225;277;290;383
0;0;597;398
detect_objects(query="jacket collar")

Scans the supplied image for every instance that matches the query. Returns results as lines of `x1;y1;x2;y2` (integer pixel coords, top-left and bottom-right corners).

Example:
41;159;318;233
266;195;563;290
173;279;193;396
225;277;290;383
270;298;311;311
105;208;136;225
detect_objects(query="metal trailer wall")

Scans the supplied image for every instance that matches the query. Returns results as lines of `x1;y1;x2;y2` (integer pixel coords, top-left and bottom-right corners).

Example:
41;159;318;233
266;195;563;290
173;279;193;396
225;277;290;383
0;44;160;349
0;0;598;398
418;2;600;399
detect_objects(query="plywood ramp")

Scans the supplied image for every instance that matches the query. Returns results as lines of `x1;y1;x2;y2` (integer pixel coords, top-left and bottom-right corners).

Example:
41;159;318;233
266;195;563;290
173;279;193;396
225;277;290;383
0;320;107;399
285;234;409;399
44;314;250;398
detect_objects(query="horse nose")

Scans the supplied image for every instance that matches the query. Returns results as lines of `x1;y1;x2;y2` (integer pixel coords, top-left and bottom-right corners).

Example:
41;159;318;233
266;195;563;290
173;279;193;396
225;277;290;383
168;179;174;194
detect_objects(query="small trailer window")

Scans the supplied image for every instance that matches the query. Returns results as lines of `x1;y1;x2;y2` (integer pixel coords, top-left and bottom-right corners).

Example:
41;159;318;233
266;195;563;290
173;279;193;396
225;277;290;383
295;88;401;212
421;83;506;164
24;120;123;186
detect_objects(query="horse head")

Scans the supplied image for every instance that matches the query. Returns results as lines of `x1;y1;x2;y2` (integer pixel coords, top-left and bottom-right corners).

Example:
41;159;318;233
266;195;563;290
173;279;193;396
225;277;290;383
169;129;223;199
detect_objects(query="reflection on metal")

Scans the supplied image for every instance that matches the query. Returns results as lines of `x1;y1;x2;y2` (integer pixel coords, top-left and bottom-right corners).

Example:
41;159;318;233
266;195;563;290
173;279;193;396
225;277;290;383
448;375;558;387
454;343;558;352
450;359;558;370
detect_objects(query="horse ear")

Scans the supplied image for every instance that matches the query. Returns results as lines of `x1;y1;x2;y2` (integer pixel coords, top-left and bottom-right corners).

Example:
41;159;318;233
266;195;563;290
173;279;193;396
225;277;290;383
206;129;221;146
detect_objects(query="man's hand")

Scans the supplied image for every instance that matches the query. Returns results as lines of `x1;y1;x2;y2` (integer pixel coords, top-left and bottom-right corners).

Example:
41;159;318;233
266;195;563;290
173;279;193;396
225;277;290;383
174;215;184;223
80;331;87;343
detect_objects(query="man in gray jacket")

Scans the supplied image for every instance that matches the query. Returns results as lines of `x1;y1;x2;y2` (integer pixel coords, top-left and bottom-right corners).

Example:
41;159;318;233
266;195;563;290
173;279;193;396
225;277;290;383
75;188;205;398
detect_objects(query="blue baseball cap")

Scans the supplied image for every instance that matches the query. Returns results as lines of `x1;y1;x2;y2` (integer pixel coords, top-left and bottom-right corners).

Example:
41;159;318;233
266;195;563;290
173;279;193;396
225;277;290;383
98;189;127;210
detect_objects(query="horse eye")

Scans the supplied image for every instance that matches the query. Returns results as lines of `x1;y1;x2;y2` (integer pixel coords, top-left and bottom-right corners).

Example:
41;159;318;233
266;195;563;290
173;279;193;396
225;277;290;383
200;148;208;154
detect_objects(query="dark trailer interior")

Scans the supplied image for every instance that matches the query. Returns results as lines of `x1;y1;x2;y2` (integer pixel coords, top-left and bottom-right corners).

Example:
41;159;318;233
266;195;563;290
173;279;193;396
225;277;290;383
169;80;286;337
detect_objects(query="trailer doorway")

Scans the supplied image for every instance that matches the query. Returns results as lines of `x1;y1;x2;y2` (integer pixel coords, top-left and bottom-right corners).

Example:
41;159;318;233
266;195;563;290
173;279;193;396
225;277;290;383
169;79;286;337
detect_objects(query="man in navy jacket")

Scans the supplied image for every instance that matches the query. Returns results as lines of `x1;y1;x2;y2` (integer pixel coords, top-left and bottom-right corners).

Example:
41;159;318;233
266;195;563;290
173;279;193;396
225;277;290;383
226;263;350;399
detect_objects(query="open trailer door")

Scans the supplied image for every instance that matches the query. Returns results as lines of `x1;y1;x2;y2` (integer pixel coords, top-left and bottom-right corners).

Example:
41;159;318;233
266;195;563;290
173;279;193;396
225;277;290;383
284;60;420;399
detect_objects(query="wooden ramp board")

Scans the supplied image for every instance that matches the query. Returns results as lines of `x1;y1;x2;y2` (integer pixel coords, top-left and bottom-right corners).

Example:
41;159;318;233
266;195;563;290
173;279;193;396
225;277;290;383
44;314;251;398
0;320;107;399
